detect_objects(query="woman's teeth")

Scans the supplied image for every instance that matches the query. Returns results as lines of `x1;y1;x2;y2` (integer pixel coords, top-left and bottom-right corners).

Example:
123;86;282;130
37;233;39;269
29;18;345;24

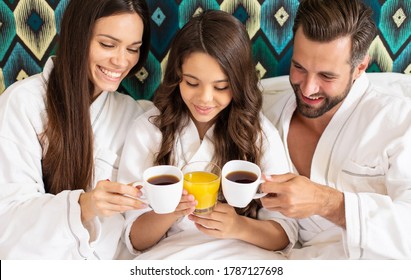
100;67;121;78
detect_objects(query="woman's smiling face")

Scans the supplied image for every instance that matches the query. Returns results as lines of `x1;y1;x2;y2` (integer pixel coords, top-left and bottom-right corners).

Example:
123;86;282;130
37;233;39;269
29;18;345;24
88;12;144;98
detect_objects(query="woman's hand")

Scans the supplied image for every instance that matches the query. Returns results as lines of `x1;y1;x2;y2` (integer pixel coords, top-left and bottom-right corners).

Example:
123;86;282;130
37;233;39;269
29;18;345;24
79;179;147;223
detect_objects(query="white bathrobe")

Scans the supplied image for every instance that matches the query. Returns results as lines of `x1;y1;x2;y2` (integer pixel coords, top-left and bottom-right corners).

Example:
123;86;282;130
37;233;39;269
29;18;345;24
263;73;411;259
117;107;298;259
0;57;150;259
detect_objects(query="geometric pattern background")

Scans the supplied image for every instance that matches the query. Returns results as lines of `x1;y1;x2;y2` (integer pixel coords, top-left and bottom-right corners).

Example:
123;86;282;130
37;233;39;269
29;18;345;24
0;0;410;100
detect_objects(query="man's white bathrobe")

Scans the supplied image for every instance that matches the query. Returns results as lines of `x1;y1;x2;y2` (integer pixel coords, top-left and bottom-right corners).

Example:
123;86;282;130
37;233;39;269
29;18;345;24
263;73;411;259
117;107;298;259
0;57;149;259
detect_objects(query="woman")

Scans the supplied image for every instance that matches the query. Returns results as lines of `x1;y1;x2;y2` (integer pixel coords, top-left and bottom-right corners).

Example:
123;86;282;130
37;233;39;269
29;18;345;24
0;0;151;259
118;10;295;259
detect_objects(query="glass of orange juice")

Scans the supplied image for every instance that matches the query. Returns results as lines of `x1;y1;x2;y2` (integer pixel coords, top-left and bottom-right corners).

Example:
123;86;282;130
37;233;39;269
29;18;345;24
182;161;221;215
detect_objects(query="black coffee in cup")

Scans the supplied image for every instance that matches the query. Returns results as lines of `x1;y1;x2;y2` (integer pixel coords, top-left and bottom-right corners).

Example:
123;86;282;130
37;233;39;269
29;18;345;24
226;171;258;184
148;175;180;185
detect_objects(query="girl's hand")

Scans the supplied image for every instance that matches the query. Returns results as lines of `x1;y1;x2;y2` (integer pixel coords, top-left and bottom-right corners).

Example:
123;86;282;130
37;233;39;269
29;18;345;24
188;202;242;239
173;189;197;218
79;179;147;223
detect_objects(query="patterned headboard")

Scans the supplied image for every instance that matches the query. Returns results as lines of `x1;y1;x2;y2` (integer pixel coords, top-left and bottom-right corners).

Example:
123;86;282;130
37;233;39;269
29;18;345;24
0;0;410;100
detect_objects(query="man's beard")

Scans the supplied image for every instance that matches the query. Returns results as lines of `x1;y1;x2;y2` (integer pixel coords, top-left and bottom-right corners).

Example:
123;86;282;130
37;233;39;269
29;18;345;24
290;75;353;118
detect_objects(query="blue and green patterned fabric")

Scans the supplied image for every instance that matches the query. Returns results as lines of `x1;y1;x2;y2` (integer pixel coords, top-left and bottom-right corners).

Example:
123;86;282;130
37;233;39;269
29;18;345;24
0;0;410;100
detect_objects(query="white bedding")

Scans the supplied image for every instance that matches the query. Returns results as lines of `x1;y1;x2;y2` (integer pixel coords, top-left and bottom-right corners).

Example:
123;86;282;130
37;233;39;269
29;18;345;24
134;228;286;260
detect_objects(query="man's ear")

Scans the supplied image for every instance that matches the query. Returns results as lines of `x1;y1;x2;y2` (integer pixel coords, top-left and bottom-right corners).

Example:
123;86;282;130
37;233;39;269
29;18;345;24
354;54;370;79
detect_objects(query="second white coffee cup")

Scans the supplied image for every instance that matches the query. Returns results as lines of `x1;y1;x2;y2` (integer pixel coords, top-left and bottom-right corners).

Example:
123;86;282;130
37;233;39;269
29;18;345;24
222;160;266;208
132;165;183;214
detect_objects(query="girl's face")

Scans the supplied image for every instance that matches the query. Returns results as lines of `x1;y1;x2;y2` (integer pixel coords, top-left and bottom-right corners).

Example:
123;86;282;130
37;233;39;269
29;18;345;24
179;52;233;138
88;13;144;98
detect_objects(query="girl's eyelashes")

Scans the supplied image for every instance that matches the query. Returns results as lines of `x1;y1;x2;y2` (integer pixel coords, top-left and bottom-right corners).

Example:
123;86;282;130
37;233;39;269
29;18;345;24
215;86;229;91
185;81;229;91
127;48;140;53
100;42;114;48
186;81;199;87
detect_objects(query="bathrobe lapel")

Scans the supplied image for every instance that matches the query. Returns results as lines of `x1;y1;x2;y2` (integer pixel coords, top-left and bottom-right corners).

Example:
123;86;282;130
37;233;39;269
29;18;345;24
175;119;216;168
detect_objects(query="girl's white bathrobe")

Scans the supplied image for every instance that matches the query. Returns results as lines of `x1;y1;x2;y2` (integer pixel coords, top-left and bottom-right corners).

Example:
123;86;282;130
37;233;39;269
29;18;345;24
263;73;411;259
0;57;149;259
117;107;298;259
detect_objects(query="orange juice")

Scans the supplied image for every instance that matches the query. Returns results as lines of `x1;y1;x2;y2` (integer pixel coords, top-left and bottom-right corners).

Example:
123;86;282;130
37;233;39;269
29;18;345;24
184;171;220;214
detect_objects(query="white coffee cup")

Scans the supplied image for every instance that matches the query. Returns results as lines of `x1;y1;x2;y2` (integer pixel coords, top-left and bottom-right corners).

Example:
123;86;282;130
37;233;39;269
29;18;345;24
132;165;183;214
222;160;266;208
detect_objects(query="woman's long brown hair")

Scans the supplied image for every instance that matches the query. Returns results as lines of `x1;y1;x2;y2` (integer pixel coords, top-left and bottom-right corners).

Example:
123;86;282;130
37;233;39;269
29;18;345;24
152;10;263;218
42;0;150;194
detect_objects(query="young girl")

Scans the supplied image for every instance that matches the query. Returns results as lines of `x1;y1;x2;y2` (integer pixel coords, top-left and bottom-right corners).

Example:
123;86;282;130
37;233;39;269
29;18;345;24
0;0;151;259
118;10;295;259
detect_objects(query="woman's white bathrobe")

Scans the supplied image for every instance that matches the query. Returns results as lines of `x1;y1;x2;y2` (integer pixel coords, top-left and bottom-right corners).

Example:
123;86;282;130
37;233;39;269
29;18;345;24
263;73;411;259
0;57;149;259
117;107;298;259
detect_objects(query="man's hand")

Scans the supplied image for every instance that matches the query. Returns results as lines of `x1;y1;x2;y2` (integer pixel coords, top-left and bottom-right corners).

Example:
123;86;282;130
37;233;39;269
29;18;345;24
260;173;346;228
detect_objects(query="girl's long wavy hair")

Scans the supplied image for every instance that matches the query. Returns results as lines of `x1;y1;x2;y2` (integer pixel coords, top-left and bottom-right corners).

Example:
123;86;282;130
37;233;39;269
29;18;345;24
152;10;263;218
42;0;151;194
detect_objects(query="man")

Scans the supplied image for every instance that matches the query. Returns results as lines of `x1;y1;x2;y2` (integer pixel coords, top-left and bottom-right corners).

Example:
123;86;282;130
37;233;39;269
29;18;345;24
261;0;411;259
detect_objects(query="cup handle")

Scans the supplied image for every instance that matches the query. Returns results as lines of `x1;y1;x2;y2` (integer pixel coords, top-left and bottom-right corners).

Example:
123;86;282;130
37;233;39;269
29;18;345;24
129;181;149;204
253;179;267;199
253;192;267;199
